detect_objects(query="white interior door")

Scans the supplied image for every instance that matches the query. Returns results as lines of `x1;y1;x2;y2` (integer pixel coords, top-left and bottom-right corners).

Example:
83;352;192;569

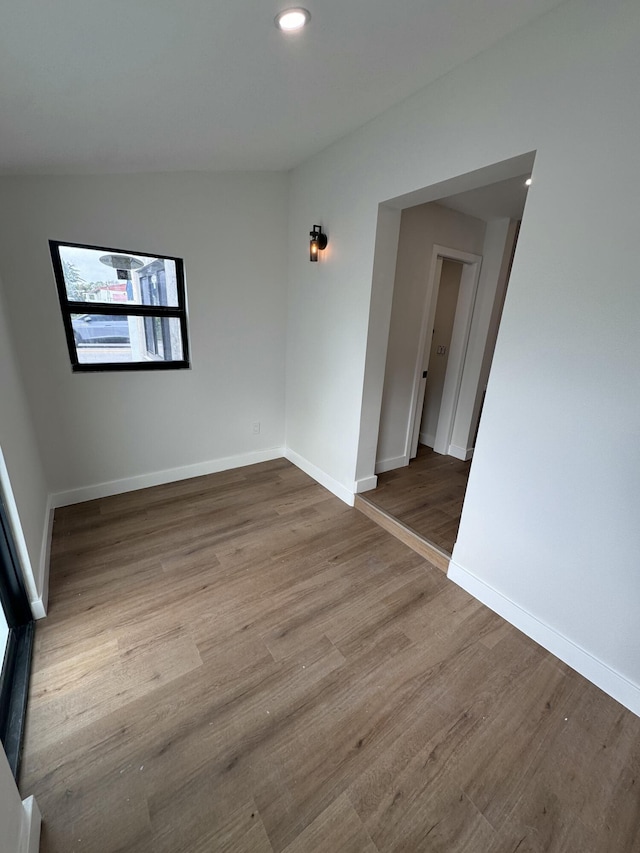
409;256;442;458
406;246;482;463
419;260;464;450
432;259;482;455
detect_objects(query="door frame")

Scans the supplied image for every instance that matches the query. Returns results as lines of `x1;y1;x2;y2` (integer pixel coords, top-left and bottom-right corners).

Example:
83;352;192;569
0;450;34;779
406;244;483;461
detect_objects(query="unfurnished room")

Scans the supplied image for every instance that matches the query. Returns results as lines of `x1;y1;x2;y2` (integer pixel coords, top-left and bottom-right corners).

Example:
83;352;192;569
1;1;640;851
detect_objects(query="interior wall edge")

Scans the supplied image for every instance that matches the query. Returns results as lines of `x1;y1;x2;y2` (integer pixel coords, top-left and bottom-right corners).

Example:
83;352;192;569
0;446;41;612
20;794;41;853
284;448;355;507
448;558;640;718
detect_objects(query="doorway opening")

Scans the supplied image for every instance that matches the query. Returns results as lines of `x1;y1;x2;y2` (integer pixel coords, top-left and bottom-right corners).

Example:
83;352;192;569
356;156;532;565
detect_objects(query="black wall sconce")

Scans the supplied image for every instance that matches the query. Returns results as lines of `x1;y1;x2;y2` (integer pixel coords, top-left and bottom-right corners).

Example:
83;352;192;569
309;225;328;262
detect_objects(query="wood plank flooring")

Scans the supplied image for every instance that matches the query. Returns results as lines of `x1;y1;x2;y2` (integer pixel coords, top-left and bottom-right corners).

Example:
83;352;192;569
367;445;471;554
354;495;451;573
19;458;640;852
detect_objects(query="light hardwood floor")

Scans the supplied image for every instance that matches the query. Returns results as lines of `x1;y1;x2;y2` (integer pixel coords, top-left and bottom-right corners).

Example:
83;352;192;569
366;445;472;554
20;459;640;852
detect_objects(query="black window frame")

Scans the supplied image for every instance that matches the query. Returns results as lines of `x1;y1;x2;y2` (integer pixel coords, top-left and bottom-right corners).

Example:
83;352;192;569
49;240;191;373
0;492;34;779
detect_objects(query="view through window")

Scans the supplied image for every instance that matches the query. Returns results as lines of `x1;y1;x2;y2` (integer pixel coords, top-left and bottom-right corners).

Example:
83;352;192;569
50;242;190;371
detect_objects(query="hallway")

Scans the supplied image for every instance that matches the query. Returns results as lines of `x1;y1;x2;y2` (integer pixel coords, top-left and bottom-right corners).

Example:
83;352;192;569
365;446;471;554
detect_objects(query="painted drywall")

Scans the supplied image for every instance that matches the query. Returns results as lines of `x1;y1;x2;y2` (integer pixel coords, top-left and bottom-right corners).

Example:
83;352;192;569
353;204;402;491
286;0;640;712
376;202;485;468
0;273;49;607
0;744;23;853
448;218;518;458
0;744;40;853
421;259;463;446
0;173;288;498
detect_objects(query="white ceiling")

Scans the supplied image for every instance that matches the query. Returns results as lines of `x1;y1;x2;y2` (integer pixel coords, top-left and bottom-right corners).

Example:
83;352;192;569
0;0;567;175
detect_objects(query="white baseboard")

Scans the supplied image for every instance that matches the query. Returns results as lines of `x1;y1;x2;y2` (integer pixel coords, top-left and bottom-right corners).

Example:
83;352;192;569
448;443;474;461
30;597;46;621
354;475;378;493
285;449;355;507
20;795;41;853
419;431;435;448
50;447;286;508
448;559;640;718
375;455;408;475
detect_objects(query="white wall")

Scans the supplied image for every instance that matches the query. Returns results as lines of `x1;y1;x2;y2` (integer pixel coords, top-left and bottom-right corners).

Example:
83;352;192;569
0;744;40;853
286;0;640;713
0;172;289;503
376;202;485;468
0;273;49;608
0;744;23;853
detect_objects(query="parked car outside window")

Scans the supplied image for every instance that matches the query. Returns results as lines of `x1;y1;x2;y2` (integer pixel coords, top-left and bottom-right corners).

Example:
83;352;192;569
71;314;130;344
50;240;190;373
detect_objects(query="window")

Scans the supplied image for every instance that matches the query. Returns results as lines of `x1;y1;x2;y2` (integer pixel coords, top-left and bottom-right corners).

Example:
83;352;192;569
50;241;190;372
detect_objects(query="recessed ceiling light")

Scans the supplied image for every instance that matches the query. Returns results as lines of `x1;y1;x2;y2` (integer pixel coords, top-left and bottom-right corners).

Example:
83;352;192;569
525;178;532;186
275;8;311;33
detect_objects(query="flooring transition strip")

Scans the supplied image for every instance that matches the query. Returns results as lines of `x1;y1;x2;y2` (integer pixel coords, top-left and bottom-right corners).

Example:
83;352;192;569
354;494;451;573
